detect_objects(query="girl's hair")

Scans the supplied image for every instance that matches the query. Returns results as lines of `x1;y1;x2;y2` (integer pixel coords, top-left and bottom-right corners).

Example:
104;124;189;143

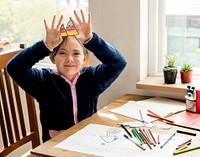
50;36;88;59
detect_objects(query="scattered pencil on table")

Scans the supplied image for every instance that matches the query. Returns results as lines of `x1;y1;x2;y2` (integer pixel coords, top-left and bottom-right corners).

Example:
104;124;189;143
148;129;157;144
160;131;176;149
139;109;145;123
157;134;160;145
131;128;144;145
175;144;188;152
177;130;197;136
120;124;132;138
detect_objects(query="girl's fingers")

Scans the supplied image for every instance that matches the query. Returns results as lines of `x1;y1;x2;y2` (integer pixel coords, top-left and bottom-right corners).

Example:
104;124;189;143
51;15;56;29
56;15;64;29
74;10;82;24
43;19;48;30
80;10;86;23
87;12;91;24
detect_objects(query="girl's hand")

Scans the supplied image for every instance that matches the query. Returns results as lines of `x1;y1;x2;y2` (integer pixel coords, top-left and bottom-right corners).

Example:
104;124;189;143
44;15;63;50
70;10;93;43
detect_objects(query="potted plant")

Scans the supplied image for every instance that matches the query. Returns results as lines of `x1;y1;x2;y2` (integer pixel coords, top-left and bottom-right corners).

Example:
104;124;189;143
180;64;192;83
163;54;177;84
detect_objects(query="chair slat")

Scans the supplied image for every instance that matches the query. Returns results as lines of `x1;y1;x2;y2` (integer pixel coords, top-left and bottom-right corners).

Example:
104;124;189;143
4;70;20;140
0;70;14;144
0;100;8;147
13;80;26;137
26;93;40;148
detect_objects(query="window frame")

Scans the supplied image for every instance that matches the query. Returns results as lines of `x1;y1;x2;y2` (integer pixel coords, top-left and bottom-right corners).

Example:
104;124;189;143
148;0;166;76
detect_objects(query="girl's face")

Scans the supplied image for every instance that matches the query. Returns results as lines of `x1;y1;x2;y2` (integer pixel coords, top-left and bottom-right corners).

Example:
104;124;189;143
51;37;86;81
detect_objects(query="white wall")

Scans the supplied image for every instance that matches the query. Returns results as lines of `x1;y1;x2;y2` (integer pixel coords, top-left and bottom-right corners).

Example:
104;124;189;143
89;0;184;109
89;0;141;109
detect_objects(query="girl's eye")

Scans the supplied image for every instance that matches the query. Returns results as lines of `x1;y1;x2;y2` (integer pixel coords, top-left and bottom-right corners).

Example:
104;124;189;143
58;51;65;55
74;52;80;55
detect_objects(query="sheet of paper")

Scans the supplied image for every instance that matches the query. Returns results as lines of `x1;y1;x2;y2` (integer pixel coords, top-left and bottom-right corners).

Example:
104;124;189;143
109;97;185;123
55;124;185;157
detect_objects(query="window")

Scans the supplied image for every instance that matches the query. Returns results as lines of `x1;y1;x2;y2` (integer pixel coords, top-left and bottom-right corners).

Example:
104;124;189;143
149;0;200;76
0;0;88;66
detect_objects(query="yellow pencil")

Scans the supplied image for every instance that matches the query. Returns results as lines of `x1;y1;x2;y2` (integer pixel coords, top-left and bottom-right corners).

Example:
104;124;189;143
147;109;162;118
175;144;188;152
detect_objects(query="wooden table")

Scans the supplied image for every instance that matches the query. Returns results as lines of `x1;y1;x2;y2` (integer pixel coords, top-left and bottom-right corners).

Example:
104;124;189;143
31;94;200;157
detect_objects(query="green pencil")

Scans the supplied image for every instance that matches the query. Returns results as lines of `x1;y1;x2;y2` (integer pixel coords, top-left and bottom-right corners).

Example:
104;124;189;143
173;145;200;155
131;128;143;144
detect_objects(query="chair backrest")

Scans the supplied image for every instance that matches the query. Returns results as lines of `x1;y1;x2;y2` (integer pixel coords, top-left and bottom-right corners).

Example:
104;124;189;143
0;49;40;156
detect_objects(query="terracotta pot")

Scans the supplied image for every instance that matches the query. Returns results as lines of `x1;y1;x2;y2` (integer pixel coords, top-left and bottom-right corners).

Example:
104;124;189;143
180;71;192;83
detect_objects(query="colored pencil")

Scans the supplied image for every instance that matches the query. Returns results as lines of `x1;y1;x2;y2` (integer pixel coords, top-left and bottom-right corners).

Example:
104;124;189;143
139;109;145;122
131;128;144;144
176;144;188;151
120;124;132;138
160;132;176;148
148;129;157;144
177;130;196;136
157;134;160;145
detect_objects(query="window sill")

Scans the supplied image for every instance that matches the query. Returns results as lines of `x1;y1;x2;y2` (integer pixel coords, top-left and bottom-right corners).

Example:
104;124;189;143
136;76;200;93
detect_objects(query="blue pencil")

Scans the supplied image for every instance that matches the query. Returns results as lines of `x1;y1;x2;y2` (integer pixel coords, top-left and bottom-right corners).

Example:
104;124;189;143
160;132;176;149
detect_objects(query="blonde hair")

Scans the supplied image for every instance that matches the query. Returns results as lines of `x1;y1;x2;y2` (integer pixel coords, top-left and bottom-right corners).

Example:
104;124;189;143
50;36;88;59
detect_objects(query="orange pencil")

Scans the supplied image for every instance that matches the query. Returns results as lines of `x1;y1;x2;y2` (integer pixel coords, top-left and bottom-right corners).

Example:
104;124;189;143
147;109;162;118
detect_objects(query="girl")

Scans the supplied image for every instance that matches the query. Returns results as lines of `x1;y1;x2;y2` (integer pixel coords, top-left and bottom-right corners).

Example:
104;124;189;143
7;10;127;142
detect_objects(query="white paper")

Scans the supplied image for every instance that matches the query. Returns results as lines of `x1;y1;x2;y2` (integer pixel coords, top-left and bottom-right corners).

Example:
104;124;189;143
109;97;185;123
55;124;185;157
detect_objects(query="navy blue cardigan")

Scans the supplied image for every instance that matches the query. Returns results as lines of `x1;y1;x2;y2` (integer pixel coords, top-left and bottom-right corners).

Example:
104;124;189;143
7;33;127;142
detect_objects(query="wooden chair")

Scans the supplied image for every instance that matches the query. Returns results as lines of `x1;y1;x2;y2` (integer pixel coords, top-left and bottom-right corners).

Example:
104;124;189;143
0;49;40;157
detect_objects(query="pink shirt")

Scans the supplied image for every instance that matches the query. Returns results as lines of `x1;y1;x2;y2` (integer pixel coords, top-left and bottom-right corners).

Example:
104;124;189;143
49;71;80;138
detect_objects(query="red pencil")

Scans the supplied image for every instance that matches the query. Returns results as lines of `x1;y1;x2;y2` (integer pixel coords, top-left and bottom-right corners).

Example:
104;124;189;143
157;134;160;145
147;114;174;123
